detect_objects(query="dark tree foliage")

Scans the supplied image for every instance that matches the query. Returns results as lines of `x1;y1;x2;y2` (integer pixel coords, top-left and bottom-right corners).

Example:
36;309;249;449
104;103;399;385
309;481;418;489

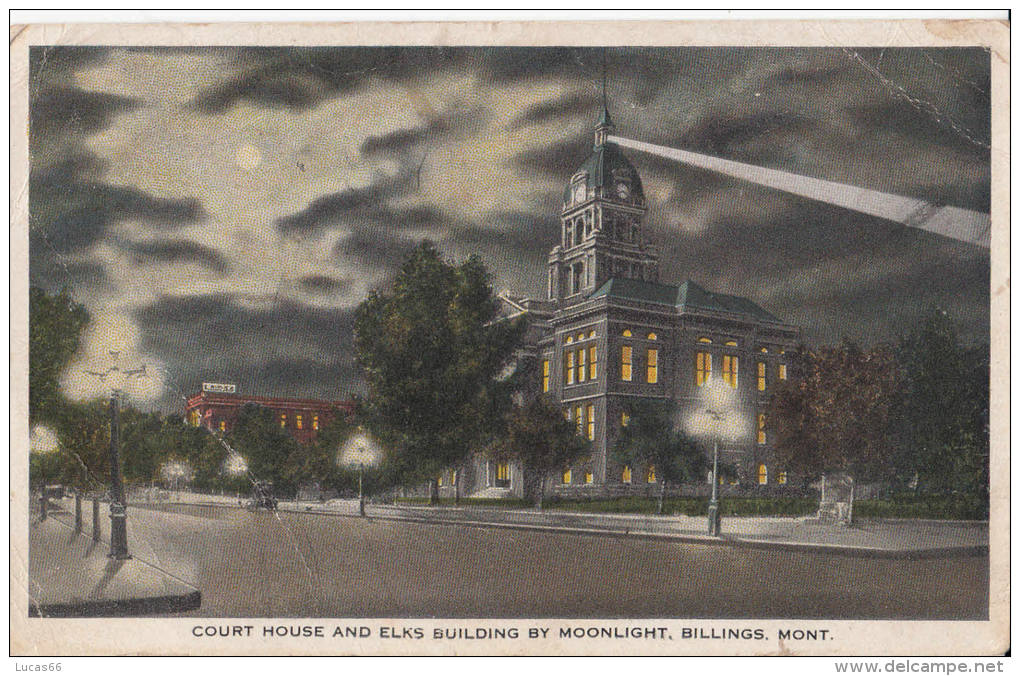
29;286;90;424
354;241;523;489
896;308;989;500
613;399;707;514
491;395;589;509
767;340;901;483
226;403;301;493
286;406;358;494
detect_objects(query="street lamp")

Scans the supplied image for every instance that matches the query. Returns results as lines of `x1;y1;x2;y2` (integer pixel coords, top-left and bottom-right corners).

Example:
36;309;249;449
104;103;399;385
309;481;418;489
687;381;745;537
339;428;382;517
161;460;192;501
85;356;149;559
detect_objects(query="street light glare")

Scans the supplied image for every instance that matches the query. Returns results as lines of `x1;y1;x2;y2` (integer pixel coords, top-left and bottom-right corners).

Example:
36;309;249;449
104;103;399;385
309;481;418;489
339;431;383;468
30;425;60;455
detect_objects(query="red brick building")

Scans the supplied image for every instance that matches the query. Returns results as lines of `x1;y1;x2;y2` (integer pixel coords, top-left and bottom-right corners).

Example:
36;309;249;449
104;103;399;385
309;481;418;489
184;384;354;444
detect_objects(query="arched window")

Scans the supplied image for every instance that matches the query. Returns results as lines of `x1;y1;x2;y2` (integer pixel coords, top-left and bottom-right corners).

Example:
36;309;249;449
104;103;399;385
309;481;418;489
622;466;632;484
758;464;768;485
296;415;303;430
588;345;597;380
647;332;657;341
312;415;319;431
778;471;788;485
566;336;574;344
280;414;287;428
565;349;575;385
646;466;657;484
646;348;658;384
588;330;596;339
760;347;768;353
779;364;788;380
725;340;738;347
584;471;593;484
621;411;630;427
219;420;226;432
698;337;712;343
542;360;550;392
562;468;572;485
622;329;632;337
577;347;586;383
586;403;595;441
757;414;766;445
757;362;766;391
577;332;586;341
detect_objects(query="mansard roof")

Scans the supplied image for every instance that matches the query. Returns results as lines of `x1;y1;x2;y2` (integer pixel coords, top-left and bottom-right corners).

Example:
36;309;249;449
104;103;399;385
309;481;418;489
588;277;782;324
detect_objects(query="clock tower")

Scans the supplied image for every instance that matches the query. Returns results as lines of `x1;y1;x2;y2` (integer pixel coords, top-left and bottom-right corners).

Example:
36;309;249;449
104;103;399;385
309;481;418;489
546;102;659;303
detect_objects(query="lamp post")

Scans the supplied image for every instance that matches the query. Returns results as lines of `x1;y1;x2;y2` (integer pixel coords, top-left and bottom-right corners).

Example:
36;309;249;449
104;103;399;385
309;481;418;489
86;358;148;560
340;428;382;518
688;381;742;538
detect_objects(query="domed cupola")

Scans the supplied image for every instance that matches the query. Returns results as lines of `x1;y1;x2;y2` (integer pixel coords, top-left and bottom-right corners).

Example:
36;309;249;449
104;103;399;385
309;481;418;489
563;104;645;210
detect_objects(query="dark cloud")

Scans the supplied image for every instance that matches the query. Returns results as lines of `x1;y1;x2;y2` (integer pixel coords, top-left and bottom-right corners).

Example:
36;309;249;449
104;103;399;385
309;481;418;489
134;294;362;406
30;155;206;255
360;117;453;157
275;172;413;236
333;229;423;272
30;85;142;143
125;239;230;274
509;92;596;131
299;275;351;295
189;47;467;114
509;132;589;179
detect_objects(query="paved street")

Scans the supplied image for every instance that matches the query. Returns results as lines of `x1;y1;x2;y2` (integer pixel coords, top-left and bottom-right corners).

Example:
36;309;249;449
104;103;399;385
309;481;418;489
107;503;989;619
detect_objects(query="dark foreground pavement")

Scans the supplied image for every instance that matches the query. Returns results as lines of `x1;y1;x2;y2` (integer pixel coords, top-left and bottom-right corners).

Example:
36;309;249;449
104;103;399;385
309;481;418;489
28;507;200;617
92;502;987;619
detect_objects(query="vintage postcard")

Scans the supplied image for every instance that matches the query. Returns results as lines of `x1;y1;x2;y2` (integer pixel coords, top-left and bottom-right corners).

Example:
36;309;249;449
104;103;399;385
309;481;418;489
9;18;1009;657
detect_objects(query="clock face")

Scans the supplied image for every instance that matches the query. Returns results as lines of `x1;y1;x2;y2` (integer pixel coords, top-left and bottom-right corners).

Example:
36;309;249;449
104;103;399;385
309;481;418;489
616;181;630;199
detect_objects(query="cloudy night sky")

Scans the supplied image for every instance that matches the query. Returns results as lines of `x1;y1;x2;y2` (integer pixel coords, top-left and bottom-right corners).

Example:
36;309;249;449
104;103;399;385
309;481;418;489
28;46;991;411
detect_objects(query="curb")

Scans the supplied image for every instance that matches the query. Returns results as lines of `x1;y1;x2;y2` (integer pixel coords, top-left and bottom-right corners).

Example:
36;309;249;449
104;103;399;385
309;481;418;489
30;514;202;617
134;499;989;560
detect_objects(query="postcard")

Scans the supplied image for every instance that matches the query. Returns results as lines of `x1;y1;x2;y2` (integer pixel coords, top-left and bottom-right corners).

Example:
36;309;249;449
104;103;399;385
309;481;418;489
9;17;1009;657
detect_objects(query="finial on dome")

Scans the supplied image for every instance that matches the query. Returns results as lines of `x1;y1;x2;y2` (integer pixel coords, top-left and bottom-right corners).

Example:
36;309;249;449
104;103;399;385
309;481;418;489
594;50;614;147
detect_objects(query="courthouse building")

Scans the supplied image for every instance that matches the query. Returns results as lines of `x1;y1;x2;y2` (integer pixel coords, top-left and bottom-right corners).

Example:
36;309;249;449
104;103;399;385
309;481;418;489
451;104;800;499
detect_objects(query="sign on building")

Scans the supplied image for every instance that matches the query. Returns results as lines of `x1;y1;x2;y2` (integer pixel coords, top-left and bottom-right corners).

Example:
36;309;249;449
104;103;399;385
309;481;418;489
202;382;237;394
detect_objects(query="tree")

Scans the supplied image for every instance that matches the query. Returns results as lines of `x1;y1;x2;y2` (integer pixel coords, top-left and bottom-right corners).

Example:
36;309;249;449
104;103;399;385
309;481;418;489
29;286;89;424
226;403;300;494
354;241;522;499
285;408;357;495
51;400;111;493
491;396;589;509
614;399;707;515
767;341;902;485
896;308;989;502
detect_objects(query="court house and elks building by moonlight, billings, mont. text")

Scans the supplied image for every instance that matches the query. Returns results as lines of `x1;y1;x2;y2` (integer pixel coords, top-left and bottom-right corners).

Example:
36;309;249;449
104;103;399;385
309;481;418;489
446;102;800;500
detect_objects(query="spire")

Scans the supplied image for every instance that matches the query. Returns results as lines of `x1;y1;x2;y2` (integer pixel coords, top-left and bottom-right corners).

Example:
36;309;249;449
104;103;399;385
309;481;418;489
594;50;614;147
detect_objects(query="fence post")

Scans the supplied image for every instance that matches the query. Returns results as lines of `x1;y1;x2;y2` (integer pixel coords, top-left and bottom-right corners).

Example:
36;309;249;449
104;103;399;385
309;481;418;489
74;493;83;533
92;497;101;542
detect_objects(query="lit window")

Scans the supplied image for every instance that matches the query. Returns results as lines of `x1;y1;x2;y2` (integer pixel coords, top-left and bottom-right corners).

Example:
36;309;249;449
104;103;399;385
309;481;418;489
758;464;768;485
312;415;319;431
622;466;632;483
778;471;788;485
589;345;597;380
542;360;550;392
647;348;658;384
564;408;571;421
647;332;657;341
757;414;766;445
646;466;657;484
621;411;630;427
497;463;510;482
565;349;575;385
622;329;632;337
577;332;585;341
280;414;287;428
296;415;303;430
566;335;574;344
584;471;593;484
588;330;596;339
562;468;572;484
725;340;738;347
437;475;443;487
621;345;633;381
577;347;586;383
696;352;712;386
779;364;788;380
722;354;738;388
698;337;712;344
219;420;226;432
575;406;583;435
757;362;766;392
760;347;768;353
586;403;595;441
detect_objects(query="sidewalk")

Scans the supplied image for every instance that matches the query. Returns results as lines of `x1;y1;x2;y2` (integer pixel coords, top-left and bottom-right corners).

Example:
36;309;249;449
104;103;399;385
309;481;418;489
141;491;989;559
27;504;201;617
